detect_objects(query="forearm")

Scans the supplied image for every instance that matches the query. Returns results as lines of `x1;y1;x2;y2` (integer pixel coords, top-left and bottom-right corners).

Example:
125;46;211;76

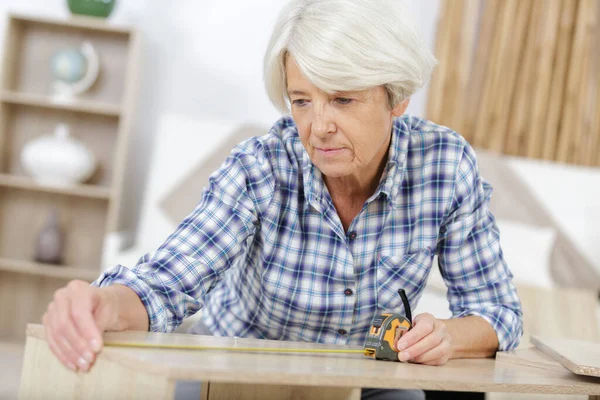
103;284;149;332
442;316;499;359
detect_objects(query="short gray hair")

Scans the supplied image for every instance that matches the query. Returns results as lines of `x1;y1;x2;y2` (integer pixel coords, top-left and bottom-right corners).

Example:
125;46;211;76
263;0;438;114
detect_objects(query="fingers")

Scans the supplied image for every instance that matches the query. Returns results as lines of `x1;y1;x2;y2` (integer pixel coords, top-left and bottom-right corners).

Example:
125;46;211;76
396;313;435;352
43;313;76;371
396;313;450;365
43;280;102;372
398;330;442;362
410;338;451;365
71;285;103;353
50;288;94;371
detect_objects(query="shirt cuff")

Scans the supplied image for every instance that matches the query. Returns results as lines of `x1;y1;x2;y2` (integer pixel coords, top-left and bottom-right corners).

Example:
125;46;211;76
92;265;169;333
456;306;523;351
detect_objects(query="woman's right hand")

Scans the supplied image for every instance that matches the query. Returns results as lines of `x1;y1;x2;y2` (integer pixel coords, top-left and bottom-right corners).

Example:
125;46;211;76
42;280;123;372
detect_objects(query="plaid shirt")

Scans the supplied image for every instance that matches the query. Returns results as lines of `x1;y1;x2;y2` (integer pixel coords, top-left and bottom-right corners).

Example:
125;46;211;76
94;115;523;351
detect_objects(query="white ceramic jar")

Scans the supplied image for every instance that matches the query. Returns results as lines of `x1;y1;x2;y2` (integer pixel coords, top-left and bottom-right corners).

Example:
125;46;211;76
21;123;97;187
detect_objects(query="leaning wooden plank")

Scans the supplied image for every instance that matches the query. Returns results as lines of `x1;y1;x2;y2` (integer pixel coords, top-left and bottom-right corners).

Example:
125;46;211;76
556;0;596;163
437;0;464;126
445;0;481;135
579;1;599;166
464;0;500;143
426;0;455;124
473;0;514;149
595;31;600;166
504;0;543;156
542;0;579;161
525;0;563;159
487;0;532;153
531;336;600;378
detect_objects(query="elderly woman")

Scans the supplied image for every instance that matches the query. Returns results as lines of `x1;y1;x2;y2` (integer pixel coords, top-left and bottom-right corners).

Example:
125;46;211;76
43;0;522;398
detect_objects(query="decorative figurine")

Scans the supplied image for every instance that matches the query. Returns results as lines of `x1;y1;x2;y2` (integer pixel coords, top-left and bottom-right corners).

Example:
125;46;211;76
34;208;64;265
21;123;97;187
50;41;100;99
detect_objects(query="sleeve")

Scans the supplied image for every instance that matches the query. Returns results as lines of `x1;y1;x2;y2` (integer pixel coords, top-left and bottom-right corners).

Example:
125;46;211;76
436;144;523;351
92;147;272;333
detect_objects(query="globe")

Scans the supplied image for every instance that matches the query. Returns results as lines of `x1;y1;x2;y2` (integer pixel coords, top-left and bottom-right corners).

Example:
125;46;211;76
50;48;88;84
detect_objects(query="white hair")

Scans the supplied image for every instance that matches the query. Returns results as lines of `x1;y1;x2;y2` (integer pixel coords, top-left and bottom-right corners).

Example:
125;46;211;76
263;0;438;114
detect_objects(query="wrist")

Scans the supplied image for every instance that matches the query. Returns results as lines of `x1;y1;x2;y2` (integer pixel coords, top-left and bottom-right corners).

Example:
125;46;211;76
100;285;129;331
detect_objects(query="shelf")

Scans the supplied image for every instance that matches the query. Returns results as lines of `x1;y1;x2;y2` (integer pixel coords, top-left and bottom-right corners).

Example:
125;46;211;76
0;174;111;200
1;91;121;117
0;258;100;281
10;12;133;35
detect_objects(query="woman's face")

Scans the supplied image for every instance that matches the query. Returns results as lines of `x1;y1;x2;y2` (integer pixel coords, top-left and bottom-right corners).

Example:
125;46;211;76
286;54;408;179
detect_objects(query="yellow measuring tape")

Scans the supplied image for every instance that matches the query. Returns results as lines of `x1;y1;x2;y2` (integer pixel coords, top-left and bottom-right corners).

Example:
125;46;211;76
104;341;366;355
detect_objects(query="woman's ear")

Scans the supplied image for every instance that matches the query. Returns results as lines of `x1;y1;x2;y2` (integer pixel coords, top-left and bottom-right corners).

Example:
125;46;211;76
392;99;410;117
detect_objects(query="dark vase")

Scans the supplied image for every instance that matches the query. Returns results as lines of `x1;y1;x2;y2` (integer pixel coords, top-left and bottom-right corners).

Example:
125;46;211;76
67;0;116;18
35;208;64;265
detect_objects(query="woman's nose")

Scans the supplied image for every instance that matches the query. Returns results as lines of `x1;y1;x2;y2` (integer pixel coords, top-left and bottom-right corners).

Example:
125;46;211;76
311;107;336;137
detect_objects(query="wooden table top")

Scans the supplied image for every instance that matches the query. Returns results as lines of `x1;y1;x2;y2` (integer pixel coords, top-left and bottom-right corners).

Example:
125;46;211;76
27;325;600;395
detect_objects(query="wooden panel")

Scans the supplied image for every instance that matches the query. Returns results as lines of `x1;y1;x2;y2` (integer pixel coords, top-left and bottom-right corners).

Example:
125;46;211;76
532;336;600;377
505;0;563;158
463;0;501;143
473;0;528;150
11;19;129;105
524;0;563;158
580;3;600;166
496;347;571;373
19;336;176;400
426;0;455;124
504;0;543;156
24;324;600;395
556;0;598;163
4;105;118;188
0;187;108;268
542;0;580;161
205;383;361;400
429;0;600;167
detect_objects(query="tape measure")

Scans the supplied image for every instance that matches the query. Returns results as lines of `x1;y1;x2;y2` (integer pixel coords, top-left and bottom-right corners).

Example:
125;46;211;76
105;289;413;362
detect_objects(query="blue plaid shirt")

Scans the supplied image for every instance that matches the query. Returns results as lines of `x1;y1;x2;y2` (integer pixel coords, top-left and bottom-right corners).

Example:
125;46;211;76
94;115;523;351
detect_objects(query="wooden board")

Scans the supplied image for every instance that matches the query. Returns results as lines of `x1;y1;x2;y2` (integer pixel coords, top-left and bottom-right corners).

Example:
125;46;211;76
463;0;500;143
504;0;543;156
531;336;600;377
22;324;600;396
542;0;580;161
496;347;570;373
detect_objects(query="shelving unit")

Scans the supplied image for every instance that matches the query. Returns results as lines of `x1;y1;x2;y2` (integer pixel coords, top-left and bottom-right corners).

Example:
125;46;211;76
0;13;140;342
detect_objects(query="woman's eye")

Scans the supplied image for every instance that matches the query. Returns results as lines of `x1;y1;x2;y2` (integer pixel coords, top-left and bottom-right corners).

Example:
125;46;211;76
335;98;353;105
292;99;308;107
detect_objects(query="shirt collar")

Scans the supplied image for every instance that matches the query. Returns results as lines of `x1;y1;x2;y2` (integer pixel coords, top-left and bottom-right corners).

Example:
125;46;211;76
301;117;410;211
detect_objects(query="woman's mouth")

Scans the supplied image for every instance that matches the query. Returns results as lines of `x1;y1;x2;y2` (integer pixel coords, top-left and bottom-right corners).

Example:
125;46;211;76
316;147;346;156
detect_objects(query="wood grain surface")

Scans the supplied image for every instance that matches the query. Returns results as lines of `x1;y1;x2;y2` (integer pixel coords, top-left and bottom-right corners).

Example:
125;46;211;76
24;324;600;395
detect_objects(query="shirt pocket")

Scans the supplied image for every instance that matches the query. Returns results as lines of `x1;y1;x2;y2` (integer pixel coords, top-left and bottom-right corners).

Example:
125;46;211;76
376;251;432;314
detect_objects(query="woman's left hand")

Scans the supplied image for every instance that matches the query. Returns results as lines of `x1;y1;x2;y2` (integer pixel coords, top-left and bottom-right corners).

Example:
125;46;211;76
395;313;452;366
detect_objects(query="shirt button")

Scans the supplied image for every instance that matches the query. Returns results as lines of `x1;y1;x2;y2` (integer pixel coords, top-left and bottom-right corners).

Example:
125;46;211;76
348;231;357;240
338;329;347;335
344;288;353;296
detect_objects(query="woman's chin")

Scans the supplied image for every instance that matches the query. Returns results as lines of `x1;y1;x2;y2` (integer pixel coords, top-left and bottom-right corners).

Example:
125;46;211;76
316;163;352;178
